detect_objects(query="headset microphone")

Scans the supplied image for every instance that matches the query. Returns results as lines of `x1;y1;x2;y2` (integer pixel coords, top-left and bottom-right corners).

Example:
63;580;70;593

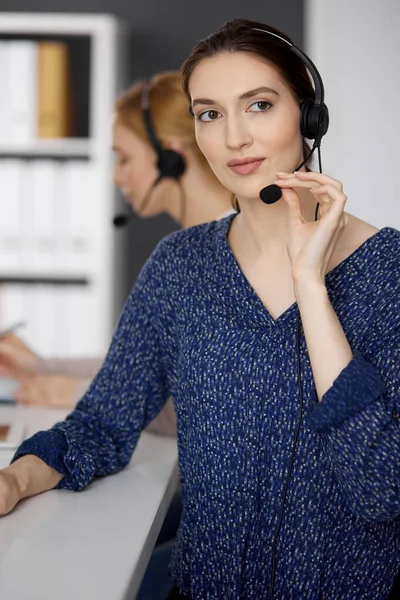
259;184;283;205
112;174;162;228
113;213;131;227
259;143;319;204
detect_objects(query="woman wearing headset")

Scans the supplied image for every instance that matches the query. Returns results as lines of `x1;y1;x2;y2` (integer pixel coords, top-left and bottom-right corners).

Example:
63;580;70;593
1;19;399;600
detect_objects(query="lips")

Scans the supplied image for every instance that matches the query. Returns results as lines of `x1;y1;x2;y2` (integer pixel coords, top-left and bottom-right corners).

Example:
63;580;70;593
227;157;265;176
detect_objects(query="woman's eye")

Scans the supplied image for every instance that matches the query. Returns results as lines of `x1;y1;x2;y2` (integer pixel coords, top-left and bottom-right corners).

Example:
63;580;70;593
248;100;272;112
197;110;221;122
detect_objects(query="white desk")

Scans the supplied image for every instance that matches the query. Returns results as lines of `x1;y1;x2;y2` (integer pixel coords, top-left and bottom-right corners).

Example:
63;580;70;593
0;404;179;600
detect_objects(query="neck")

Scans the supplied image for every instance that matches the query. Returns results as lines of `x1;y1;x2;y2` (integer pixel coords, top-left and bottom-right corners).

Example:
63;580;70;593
166;160;234;228
232;188;318;257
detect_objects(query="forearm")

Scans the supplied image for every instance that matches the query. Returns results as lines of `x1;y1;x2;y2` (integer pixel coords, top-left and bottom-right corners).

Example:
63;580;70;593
36;357;103;378
4;454;63;499
294;278;353;399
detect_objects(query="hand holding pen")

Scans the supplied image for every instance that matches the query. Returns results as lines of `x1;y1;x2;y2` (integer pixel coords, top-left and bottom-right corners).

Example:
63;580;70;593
0;321;26;341
0;322;39;378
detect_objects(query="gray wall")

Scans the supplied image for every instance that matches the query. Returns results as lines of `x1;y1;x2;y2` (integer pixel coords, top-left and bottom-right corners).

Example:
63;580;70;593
0;0;303;294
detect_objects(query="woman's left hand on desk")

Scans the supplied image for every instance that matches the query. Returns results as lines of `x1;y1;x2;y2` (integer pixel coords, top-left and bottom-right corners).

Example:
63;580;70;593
0;468;22;516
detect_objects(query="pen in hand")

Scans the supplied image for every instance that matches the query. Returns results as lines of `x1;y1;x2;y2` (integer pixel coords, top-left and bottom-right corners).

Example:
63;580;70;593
0;321;26;341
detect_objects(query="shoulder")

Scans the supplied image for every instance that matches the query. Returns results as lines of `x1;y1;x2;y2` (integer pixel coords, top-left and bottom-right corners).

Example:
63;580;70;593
133;215;233;296
343;217;400;319
331;215;400;313
340;216;400;276
152;214;232;264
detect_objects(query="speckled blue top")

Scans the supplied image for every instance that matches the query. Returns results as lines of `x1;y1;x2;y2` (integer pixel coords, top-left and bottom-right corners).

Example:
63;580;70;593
13;214;400;599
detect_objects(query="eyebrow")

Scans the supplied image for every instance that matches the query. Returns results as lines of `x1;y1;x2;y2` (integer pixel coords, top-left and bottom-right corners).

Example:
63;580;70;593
191;86;279;108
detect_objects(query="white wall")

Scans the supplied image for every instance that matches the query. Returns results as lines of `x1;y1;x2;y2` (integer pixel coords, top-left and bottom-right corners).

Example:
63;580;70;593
305;0;400;229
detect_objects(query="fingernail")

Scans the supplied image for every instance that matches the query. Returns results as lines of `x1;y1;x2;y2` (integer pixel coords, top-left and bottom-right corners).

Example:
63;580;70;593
276;171;290;177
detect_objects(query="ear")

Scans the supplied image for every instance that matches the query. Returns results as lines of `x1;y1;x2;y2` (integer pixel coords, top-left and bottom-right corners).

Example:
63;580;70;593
165;138;186;158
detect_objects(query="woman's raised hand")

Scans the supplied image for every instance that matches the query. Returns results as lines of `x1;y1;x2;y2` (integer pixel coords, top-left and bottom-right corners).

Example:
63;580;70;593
274;171;348;284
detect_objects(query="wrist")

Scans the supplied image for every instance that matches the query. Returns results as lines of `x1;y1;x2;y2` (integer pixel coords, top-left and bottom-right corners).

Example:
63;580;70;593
3;459;30;499
5;454;50;499
293;276;327;302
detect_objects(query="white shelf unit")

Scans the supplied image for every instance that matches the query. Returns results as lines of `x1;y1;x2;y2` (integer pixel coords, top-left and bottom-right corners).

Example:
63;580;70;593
0;13;129;358
0;139;93;157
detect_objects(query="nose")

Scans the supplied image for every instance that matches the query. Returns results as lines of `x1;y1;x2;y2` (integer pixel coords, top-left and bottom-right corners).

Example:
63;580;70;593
224;114;252;150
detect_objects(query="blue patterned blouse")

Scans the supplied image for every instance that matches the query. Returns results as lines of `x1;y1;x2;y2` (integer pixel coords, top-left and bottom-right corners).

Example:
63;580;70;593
13;214;400;599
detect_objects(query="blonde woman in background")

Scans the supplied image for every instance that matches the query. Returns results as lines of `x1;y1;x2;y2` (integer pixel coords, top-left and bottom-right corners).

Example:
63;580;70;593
0;71;234;424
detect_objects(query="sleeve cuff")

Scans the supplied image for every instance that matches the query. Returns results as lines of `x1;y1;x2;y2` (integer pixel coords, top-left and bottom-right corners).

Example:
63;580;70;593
306;350;386;433
11;429;95;491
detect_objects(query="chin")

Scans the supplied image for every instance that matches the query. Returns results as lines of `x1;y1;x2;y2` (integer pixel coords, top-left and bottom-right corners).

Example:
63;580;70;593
232;182;268;202
224;172;273;200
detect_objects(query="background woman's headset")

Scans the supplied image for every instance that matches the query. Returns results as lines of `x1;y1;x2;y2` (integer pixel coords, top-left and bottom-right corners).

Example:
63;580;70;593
141;81;186;181
113;80;186;227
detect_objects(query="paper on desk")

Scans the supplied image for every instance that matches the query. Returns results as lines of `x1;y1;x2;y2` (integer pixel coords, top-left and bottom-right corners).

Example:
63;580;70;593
0;421;24;449
0;378;18;403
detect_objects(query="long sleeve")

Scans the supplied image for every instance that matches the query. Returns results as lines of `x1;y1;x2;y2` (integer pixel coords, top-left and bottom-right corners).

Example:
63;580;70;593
12;246;172;491
306;296;400;522
37;357;177;437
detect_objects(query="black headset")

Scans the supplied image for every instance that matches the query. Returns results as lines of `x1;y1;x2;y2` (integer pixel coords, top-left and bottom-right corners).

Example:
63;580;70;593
188;28;329;149
141;81;186;181
251;27;329;146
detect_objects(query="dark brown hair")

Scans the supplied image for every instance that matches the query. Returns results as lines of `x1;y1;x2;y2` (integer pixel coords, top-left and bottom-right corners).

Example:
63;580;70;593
180;19;315;211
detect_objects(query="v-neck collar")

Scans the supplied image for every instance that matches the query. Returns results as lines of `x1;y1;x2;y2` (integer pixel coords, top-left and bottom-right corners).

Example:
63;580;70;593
214;212;397;329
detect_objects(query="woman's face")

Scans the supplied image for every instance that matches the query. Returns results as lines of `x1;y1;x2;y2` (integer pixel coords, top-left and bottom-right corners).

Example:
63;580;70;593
112;118;162;217
188;52;304;202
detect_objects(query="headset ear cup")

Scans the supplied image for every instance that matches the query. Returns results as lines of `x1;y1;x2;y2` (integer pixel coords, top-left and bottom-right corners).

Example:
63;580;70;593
157;149;186;180
317;104;329;141
300;101;329;143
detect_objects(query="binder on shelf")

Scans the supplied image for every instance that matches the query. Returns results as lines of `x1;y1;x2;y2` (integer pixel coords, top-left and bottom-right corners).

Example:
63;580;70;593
57;161;95;275
53;285;99;357
0;42;9;145
25;160;60;274
7;40;37;145
0;160;26;273
37;41;73;139
23;285;56;357
0;284;26;333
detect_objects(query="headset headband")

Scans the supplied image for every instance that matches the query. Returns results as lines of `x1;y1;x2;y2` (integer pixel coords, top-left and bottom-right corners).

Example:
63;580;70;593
251;28;324;106
141;81;162;152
